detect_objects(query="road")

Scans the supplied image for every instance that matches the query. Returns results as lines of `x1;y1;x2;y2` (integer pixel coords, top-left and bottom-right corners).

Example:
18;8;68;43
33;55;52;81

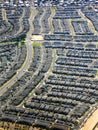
0;3;34;96
78;9;98;35
16;8;26;36
48;7;55;34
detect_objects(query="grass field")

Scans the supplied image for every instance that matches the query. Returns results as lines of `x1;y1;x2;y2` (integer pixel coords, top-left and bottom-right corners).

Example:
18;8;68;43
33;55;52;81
32;41;42;46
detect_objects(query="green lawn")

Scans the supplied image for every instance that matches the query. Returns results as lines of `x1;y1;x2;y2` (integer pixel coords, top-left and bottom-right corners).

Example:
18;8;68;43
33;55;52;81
32;41;42;46
51;6;56;10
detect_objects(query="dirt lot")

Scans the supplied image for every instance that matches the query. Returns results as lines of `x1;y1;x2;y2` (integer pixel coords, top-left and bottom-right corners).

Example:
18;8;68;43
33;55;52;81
31;35;44;41
80;108;98;130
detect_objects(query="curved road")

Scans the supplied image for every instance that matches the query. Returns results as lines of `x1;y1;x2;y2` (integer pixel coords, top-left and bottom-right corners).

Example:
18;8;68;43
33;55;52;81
0;4;34;96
